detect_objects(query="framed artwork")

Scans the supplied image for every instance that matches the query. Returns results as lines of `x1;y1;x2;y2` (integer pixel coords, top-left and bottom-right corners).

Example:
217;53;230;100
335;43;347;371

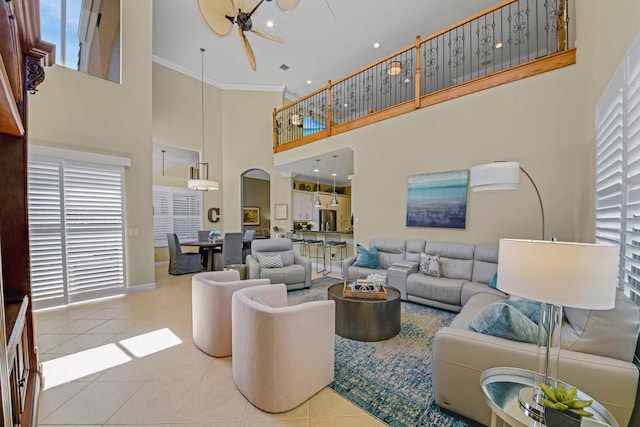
243;207;260;225
275;204;288;220
406;169;468;229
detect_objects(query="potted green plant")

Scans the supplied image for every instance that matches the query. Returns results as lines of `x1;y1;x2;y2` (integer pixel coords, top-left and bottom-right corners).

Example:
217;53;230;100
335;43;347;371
540;382;594;427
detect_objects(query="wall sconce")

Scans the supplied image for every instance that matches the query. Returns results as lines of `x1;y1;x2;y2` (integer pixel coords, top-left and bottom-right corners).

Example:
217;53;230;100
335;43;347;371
387;60;402;76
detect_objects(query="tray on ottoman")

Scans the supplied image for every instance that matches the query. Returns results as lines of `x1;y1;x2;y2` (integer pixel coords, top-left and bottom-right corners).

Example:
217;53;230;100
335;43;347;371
342;280;387;299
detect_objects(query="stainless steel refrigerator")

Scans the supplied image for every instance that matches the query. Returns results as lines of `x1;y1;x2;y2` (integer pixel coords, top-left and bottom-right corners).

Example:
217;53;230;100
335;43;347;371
319;209;337;231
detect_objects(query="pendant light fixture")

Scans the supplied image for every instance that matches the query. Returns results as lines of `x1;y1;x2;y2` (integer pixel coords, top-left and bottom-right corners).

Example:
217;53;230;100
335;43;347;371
188;48;219;191
313;159;322;208
330;154;338;206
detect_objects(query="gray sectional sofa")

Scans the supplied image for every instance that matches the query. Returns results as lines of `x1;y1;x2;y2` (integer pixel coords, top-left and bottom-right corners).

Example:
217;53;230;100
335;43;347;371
342;238;640;427
341;238;505;312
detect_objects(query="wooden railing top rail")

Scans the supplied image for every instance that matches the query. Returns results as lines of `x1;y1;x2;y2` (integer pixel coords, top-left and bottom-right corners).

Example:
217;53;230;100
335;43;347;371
424;0;518;42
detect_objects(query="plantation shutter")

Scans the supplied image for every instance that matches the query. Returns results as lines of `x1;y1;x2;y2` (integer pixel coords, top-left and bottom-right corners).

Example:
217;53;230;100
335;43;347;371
595;34;640;304
27;156;126;309
153;186;202;246
63;161;125;301
28;159;67;308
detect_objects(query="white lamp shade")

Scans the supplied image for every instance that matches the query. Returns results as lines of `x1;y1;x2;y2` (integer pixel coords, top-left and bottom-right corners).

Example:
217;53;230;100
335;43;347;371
188;179;219;191
497;239;619;309
469;161;520;192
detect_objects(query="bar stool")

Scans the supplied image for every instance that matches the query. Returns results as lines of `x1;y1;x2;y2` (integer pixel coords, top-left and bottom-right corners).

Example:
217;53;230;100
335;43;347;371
324;233;347;276
302;232;325;273
286;231;306;256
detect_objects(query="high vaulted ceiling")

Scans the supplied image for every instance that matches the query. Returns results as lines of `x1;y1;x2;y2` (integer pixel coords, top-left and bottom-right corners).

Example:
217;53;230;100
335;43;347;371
152;0;499;99
152;0;500;185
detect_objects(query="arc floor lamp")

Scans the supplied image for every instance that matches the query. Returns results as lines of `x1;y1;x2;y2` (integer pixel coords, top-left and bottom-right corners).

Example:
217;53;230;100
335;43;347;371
469;161;545;240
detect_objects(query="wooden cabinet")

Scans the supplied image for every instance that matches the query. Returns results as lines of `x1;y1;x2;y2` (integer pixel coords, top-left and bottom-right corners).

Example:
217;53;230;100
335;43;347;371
293;191;314;220
0;1;54;426
336;195;351;232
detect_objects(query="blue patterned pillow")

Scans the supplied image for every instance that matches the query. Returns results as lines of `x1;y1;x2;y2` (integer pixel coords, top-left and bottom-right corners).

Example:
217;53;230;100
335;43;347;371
469;300;540;344
419;253;441;277
257;254;283;268
503;298;541;324
352;244;380;269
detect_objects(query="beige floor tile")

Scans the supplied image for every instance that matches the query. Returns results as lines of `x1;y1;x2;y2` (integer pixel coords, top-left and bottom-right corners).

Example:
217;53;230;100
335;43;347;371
106;381;198;424
81;308;125;319
177;373;248;423
94;350;167;382
41;381;144;425
38;381;91;421
243;402;309;420
34;318;74;334
48;318;108;335
241;420;310;427
46;333;116;354
309;416;386;427
36;334;76;353
308;389;368;418
172;423;241;427
85;319;133;334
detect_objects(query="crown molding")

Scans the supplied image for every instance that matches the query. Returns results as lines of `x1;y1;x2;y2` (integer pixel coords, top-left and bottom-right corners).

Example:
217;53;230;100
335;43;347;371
152;55;286;93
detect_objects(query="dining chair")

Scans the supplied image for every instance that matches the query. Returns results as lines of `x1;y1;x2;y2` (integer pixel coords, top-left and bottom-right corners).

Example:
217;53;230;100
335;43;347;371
242;230;256;262
214;232;244;271
197;230;218;269
166;233;202;275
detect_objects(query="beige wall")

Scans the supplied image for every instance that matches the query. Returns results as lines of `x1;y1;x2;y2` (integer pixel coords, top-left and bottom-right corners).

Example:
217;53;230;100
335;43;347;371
28;0;155;288
275;0;640;248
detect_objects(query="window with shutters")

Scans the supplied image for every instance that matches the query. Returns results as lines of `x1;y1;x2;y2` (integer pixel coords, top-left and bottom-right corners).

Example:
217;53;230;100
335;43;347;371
595;34;640;305
27;156;126;309
153;186;202;247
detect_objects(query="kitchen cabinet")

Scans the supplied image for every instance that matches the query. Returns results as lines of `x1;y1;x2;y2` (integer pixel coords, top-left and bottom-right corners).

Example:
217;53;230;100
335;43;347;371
293;191;314;221
0;1;54;426
336;195;351;231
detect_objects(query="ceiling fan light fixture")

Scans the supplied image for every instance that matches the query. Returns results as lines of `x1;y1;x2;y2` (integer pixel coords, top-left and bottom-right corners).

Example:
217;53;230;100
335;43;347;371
387;60;402;76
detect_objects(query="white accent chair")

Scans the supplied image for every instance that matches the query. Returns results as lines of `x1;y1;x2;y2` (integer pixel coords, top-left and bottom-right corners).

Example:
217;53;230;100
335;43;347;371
231;284;335;413
191;270;270;357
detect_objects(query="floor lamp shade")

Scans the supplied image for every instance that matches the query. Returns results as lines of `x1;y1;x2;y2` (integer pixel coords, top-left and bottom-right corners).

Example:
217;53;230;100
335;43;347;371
469;161;520;192
497;239;618;310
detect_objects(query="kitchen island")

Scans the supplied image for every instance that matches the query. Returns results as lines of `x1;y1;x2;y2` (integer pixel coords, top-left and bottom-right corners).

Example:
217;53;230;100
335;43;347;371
291;230;354;275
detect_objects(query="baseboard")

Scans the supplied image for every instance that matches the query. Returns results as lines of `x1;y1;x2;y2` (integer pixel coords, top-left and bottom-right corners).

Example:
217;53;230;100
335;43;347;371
127;282;156;293
155;261;169;266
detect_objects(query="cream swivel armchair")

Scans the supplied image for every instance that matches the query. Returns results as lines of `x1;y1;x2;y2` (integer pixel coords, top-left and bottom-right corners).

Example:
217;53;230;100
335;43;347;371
231;284;335;413
191;270;270;357
246;238;311;290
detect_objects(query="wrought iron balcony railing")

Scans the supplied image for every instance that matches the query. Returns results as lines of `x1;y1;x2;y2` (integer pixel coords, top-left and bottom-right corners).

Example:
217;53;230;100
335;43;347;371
273;0;575;153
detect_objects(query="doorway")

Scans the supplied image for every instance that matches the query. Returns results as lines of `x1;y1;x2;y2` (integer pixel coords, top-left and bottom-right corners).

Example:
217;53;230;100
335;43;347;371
241;169;271;238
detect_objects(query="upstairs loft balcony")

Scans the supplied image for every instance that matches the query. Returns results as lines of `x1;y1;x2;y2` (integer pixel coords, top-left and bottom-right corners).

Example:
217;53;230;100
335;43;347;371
273;0;575;153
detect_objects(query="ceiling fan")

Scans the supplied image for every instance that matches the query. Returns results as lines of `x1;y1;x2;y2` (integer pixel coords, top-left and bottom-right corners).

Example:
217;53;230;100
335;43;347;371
198;0;300;70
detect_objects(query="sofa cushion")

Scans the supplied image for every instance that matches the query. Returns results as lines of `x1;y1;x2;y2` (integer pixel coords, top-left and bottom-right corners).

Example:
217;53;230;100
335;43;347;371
439;257;473;281
259;263;306;285
371;239;407;269
468;300;540;344
407;273;465;306
471;244;499;284
561;290;640;362
460;281;508;306
353;244;380;269
405;240;427;262
347;265;387;280
419;253;441;277
450;292;506;329
425;241;475;261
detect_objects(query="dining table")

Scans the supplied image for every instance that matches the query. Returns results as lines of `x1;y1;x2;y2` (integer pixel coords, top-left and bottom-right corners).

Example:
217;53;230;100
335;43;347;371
180;239;251;271
180;240;223;271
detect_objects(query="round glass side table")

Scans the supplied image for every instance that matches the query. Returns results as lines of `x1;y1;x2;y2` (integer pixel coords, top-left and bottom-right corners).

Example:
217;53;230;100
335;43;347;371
480;367;618;427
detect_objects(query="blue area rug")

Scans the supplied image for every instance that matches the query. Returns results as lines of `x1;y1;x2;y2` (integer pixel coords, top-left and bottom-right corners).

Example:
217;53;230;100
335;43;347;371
288;276;473;427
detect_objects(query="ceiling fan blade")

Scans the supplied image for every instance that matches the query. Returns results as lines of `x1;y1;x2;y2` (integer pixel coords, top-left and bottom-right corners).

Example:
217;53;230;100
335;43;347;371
238;0;257;13
198;0;236;36
276;0;300;11
238;26;257;70
250;27;282;42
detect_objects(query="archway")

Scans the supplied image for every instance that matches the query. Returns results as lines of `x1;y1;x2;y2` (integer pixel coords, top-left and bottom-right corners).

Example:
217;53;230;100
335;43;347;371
241;169;271;238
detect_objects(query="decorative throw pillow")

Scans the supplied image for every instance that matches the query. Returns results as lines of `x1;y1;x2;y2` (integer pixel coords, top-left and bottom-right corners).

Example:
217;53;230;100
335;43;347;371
489;272;498;289
419;253;441;277
257;254;284;268
352;244;380;269
503;298;541;324
468;300;542;344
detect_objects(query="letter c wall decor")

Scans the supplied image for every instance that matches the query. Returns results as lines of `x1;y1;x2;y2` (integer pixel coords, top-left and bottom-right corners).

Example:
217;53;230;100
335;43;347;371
208;207;220;223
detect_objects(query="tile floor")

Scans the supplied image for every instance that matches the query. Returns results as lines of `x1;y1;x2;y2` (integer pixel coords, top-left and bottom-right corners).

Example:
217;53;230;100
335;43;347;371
34;265;386;426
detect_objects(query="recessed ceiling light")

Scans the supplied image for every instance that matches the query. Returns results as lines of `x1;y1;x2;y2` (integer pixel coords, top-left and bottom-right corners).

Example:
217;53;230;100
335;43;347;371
495;42;503;49
280;64;289;71
344;103;348;107
267;20;274;27
306;80;312;84
313;168;319;173
373;42;380;49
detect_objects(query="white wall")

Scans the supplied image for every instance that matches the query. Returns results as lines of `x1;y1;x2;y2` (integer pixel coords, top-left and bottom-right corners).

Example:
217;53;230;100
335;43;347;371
275;0;640;248
28;0;155;288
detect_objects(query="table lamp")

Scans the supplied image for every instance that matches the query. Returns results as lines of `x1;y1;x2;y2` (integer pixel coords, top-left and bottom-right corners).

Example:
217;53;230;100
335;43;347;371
496;239;619;421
